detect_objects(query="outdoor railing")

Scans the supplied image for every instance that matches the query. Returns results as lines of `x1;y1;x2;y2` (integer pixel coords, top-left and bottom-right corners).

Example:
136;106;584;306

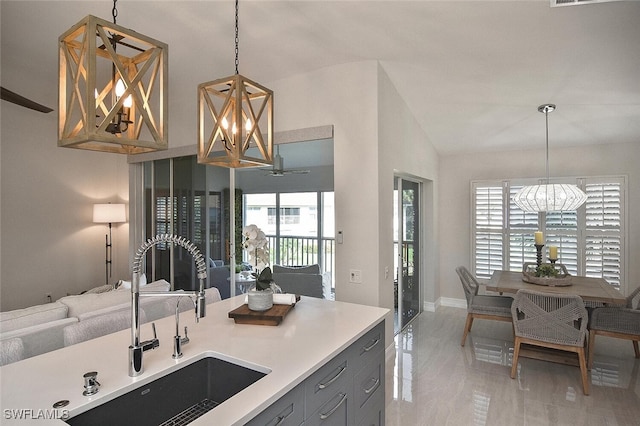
266;234;335;290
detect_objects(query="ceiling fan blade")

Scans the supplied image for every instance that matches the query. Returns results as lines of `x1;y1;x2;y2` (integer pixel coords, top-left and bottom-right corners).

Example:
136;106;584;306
266;168;310;177
265;150;310;176
1;87;53;113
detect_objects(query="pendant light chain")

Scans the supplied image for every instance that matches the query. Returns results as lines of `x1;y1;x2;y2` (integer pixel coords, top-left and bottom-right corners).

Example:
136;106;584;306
234;0;239;75
112;0;118;24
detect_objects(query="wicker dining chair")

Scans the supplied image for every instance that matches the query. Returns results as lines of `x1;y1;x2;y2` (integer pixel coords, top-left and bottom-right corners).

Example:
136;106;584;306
456;266;513;347
510;289;590;395
588;285;640;370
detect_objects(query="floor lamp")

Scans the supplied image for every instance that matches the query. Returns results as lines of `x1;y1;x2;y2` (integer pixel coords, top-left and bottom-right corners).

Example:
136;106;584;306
93;203;126;285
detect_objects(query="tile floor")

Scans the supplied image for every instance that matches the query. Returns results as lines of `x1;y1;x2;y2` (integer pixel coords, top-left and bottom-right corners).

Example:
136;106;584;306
385;307;640;426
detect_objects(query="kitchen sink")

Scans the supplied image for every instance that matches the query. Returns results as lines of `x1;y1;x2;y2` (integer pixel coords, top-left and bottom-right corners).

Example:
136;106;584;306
66;356;268;426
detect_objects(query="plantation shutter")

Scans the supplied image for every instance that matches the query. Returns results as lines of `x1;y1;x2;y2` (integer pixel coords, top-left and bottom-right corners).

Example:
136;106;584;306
472;176;625;292
473;184;503;279
583;180;623;288
508;185;538;272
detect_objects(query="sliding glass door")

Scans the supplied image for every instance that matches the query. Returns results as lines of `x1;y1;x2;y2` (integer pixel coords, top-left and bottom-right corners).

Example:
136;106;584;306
143;156;227;291
394;177;421;333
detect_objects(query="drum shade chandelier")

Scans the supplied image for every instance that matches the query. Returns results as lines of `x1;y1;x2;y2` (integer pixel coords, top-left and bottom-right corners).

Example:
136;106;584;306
58;0;168;154
197;0;273;168
512;104;587;212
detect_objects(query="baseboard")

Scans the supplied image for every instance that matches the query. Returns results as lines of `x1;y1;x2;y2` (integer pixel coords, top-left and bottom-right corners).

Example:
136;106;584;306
438;297;467;309
424;297;466;311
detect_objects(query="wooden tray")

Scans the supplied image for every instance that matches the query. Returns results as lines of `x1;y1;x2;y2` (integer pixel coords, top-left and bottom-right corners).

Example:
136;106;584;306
228;296;300;326
522;262;572;287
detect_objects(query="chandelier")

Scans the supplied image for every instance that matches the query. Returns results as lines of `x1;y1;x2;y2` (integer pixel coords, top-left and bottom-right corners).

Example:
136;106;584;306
512;104;587;212
197;0;273;168
58;0;168;154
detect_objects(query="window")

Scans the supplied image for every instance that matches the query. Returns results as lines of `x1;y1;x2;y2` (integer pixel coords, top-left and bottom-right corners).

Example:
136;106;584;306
244;191;335;294
267;207;301;225
472;177;626;291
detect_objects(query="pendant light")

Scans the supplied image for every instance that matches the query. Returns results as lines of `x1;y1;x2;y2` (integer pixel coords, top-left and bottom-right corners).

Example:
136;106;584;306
197;0;273;168
58;0;168;154
512;104;587;212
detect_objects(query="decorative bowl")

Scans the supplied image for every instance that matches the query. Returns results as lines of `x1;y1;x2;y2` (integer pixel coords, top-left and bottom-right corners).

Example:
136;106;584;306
522;262;572;287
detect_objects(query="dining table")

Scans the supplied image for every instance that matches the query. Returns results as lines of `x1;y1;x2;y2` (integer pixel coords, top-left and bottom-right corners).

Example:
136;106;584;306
486;270;626;305
485;270;626;367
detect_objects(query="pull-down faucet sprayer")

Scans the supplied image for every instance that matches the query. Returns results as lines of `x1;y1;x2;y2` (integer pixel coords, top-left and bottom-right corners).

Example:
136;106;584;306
129;234;208;377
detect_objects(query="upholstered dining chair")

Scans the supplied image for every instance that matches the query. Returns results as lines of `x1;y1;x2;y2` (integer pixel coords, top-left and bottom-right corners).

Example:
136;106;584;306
455;266;513;347
510;289;590;395
588;285;640;370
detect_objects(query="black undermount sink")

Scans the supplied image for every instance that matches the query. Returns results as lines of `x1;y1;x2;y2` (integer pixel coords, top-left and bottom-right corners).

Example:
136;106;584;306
66;356;268;426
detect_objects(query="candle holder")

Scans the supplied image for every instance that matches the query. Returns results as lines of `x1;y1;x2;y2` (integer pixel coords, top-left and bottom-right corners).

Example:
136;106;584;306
535;244;545;267
548;258;558;264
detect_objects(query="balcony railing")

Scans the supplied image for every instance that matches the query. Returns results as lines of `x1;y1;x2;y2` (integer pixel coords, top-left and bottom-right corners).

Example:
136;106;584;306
265;234;335;290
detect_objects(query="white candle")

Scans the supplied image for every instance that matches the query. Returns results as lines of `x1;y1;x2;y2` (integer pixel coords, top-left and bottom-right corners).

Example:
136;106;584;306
549;245;558;260
534;231;544;245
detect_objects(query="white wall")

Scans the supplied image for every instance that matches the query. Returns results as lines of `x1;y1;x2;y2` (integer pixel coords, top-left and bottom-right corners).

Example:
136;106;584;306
268;61;380;305
439;142;640;301
269;62;440;343
1;103;130;310
377;64;440;325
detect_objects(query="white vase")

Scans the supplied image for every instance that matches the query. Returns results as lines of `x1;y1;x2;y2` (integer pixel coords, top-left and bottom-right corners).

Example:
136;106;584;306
247;288;274;311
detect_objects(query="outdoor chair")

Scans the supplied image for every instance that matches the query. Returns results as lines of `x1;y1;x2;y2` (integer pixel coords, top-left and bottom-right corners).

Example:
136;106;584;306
456;266;513;347
588;285;640;370
510;289;589;395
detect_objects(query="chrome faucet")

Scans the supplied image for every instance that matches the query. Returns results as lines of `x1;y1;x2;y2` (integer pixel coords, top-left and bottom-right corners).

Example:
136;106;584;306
129;234;208;377
172;298;190;359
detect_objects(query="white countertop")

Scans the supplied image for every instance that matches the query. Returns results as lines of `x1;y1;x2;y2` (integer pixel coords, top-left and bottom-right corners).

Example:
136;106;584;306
0;296;388;425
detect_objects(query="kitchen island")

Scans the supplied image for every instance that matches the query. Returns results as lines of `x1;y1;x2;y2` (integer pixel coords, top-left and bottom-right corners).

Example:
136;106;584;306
0;295;389;425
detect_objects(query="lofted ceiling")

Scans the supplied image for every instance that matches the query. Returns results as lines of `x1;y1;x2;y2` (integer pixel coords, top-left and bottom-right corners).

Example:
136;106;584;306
1;0;639;157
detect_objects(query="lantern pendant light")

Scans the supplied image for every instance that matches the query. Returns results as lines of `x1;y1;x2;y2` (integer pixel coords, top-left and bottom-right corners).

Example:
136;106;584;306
512;104;588;212
197;0;273;168
58;0;168;154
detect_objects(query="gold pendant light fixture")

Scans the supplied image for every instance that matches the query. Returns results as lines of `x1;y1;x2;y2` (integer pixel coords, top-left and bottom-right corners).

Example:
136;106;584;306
58;0;168;154
512;104;588;212
197;0;273;168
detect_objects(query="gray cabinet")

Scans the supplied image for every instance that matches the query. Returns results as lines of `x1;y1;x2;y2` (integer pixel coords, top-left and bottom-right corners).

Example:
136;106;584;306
245;382;305;426
247;320;385;426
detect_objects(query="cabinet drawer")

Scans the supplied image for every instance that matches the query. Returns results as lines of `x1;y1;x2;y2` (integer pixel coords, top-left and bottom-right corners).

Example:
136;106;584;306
305;352;351;416
351;322;384;371
246;382;304;426
354;358;382;417
356;388;384;426
305;391;350;426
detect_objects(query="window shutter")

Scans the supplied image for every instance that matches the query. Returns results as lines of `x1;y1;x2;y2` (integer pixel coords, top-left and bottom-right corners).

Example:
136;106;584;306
472;177;625;291
473;185;503;278
507;186;538;271
583;181;622;288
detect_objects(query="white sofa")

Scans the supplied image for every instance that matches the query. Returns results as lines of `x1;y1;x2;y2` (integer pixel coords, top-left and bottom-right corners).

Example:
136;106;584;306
0;280;221;366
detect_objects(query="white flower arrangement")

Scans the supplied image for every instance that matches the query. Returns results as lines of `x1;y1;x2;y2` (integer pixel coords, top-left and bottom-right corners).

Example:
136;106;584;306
242;224;270;270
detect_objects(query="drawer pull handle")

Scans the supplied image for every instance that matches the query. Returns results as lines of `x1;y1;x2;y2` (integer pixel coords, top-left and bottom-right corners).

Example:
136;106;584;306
319;392;347;420
364;377;380;394
273;405;294;426
318;365;346;389
363;338;380;352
